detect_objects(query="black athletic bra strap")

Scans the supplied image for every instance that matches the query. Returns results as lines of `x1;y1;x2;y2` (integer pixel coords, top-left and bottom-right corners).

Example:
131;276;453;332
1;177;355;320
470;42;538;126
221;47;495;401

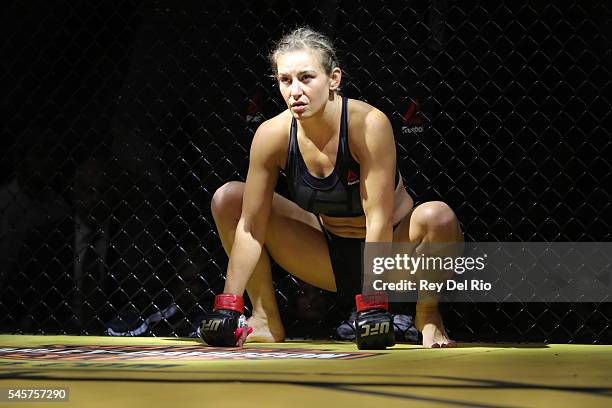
290;115;297;145
341;96;348;134
338;96;352;186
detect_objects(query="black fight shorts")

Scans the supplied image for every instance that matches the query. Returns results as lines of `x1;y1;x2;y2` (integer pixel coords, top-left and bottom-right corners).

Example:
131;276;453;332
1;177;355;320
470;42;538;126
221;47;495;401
320;228;365;308
319;220;401;309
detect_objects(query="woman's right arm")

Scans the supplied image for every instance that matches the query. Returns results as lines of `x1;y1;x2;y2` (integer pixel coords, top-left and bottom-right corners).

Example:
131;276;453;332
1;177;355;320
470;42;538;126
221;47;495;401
223;121;282;295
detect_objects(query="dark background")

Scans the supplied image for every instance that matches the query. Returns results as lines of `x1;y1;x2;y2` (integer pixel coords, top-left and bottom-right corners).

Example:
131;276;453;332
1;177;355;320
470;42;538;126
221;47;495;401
1;0;610;342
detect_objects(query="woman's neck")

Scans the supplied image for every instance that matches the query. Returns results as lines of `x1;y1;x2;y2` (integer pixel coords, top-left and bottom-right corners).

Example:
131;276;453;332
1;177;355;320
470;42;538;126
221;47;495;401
296;94;341;148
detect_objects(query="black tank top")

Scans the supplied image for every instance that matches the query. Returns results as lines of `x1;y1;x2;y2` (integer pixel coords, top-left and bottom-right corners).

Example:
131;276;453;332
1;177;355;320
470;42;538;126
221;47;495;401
285;97;400;217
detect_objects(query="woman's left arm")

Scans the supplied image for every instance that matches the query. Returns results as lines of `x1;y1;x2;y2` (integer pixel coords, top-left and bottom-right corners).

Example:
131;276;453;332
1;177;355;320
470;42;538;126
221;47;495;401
356;109;397;243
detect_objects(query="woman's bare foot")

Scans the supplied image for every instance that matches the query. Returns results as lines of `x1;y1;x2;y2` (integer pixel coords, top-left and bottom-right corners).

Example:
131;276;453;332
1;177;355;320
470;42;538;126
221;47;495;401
415;308;457;348
242;315;286;345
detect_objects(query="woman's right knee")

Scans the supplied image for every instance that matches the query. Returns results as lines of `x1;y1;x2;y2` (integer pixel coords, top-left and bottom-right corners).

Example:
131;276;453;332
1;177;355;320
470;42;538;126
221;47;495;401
211;181;244;223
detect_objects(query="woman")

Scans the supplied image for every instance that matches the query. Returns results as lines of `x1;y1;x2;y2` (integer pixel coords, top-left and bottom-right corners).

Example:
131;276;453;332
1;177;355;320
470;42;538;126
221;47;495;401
206;27;463;348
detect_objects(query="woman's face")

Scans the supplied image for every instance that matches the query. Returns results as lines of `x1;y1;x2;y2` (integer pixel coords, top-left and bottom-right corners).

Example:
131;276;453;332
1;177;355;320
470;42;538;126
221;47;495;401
275;49;340;119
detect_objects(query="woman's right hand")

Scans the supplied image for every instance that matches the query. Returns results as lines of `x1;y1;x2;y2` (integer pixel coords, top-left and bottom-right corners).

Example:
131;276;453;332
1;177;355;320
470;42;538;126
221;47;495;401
199;294;253;347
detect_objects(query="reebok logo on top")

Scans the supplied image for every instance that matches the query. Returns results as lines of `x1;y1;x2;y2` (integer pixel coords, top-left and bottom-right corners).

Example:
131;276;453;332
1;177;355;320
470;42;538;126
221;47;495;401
347;169;360;186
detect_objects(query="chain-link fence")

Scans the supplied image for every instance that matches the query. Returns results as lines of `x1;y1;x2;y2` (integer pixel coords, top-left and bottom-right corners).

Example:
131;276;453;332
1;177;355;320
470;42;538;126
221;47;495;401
1;0;610;343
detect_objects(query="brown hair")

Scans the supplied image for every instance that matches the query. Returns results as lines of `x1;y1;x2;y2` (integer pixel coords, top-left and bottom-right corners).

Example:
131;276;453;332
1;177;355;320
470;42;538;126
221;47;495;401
269;27;340;77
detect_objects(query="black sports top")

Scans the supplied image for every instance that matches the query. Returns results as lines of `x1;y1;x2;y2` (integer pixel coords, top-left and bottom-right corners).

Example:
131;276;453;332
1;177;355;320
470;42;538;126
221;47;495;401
284;97;400;217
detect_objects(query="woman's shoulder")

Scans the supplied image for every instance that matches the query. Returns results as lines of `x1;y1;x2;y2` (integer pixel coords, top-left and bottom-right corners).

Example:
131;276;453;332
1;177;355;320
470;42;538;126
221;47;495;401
346;97;373;113
249;110;292;166
253;110;291;143
345;97;395;161
346;97;392;135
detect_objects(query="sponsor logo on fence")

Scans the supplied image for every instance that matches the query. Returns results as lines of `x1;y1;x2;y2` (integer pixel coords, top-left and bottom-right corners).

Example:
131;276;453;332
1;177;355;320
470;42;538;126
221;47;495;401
401;98;426;135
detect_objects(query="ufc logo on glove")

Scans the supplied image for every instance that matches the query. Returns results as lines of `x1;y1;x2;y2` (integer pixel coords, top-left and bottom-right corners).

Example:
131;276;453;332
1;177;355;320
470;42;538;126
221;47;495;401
361;322;390;337
201;320;221;332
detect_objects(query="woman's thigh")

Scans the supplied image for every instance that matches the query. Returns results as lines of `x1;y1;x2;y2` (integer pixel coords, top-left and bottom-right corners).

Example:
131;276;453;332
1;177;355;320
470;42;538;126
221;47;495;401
216;181;337;292
392;205;419;250
392;201;462;245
